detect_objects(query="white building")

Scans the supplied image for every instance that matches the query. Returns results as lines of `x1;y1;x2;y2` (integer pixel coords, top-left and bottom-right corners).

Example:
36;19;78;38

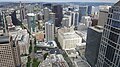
80;16;92;27
64;15;72;27
61;17;69;27
70;11;79;27
77;23;87;31
45;20;54;42
9;29;30;55
58;27;82;50
6;15;13;25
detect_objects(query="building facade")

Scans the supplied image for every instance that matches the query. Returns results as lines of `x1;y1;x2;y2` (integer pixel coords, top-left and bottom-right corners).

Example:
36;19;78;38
52;5;63;27
0;36;21;67
45;20;54;42
27;13;36;33
98;10;109;26
58;27;82;50
85;26;103;67
96;1;120;67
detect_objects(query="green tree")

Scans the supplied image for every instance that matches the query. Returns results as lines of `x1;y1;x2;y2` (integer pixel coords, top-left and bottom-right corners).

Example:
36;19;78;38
32;58;41;67
29;44;32;54
43;53;48;60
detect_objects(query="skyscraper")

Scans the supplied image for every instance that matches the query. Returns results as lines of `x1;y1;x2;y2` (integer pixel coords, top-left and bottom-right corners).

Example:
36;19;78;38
85;26;103;67
27;13;36;33
43;3;52;9
49;12;55;24
96;1;120;67
70;11;79;27
52;5;63;27
98;10;108;26
81;16;92;27
79;6;88;22
45;20;54;42
10;11;21;25
0;36;21;67
43;7;50;22
6;15;13;26
20;1;26;23
88;6;92;16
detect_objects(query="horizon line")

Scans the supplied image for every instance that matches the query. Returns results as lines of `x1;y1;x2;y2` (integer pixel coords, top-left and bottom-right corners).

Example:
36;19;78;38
0;1;116;3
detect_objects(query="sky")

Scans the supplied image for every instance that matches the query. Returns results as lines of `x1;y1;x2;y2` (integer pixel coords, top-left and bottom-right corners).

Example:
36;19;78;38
0;0;119;3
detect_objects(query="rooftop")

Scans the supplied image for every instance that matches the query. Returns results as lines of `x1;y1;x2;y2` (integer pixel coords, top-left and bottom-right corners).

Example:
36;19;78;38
27;13;35;16
0;36;10;44
90;25;103;32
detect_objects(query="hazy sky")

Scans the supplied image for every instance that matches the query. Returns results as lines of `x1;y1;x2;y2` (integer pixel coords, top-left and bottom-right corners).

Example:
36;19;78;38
0;0;119;3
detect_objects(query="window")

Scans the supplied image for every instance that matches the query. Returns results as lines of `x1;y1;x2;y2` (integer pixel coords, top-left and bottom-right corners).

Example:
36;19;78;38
111;20;120;28
105;45;115;62
111;27;120;33
109;32;119;43
108;41;116;48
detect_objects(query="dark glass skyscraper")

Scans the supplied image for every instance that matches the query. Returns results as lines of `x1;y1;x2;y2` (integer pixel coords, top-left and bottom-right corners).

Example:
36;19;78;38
43;3;52;9
79;6;88;22
96;1;120;67
52;5;63;27
10;11;21;25
85;26;103;67
88;6;92;16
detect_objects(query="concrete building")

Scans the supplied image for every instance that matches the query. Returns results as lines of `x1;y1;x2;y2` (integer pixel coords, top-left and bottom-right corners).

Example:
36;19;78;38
70;11;79;27
44;7;50;22
98;10;108;26
39;54;69;67
81;16;92;27
0;36;21;67
9;29;30;55
64;15;72;27
6;15;13;26
96;1;120;67
85;26;103;67
76;43;86;57
45;20;54;42
61;17;69;27
58;27;82;50
49;12;55;24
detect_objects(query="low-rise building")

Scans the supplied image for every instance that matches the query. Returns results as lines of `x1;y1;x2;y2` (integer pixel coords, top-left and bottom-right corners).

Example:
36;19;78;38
58;27;82;50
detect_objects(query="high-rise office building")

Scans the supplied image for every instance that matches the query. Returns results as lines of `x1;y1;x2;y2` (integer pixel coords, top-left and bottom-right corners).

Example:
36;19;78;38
45;20;54;42
27;13;36;33
85;26;103;67
43;3;52;9
88;6;92;16
98;10;108;26
81;16;92;27
49;12;55;24
96;1;120;67
10;11;21;25
20;1;26;22
6;15;13;26
43;7;50;22
0;36;21;67
52;5;63;27
79;6;88;22
70;11;79;27
61;17;69;27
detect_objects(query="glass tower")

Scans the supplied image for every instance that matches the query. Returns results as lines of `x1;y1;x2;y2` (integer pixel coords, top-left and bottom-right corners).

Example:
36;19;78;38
96;1;120;67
